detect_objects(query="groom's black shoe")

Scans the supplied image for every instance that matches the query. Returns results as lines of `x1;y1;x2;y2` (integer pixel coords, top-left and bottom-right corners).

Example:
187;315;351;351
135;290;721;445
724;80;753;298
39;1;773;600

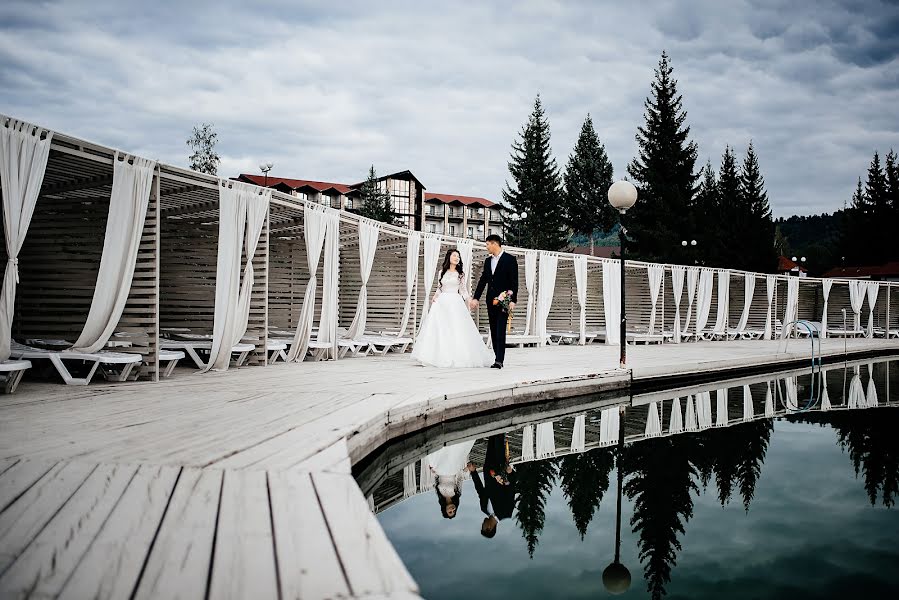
491;362;503;369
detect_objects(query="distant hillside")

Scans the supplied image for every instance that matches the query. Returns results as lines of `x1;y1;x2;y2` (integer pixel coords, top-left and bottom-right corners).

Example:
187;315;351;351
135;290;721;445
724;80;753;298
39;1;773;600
775;211;845;276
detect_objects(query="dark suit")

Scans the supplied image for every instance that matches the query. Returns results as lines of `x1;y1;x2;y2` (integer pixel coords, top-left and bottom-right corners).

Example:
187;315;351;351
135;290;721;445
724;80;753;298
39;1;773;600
471;434;517;520
473;251;519;364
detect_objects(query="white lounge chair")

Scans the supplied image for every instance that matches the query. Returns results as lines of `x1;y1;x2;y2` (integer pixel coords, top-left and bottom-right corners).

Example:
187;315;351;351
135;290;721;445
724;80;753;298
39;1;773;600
159;339;256;369
873;326;899;339
585;329;606;344
0;360;31;393
10;343;142;386
547;331;581;345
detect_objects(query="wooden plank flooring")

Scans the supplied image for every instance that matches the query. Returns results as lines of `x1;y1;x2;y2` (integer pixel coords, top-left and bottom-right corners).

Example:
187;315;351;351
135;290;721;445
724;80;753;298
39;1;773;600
0;338;897;599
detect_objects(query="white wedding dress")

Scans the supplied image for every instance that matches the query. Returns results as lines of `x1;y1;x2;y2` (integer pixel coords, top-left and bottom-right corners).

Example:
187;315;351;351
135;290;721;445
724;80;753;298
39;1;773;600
411;270;495;368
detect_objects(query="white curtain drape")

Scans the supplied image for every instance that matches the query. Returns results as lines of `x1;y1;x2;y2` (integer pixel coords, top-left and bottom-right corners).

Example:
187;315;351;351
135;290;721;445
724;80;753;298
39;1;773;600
764;275;776;340
418;235;442;332
848;367;864;409
316;213;340;359
866;363;879;406
72;155;156;352
599;407;620;446
671;266;685;343
346;220;380;340
574;256;588;344
0;116;53;360
866;282;880;338
536;252;559;345
735;273;756;334
523;251;538;335
456;239;474;296
396;231;421;338
821;369;831;411
849;280;865;332
570;414;586;452
419;457;434;492
820;279;833;339
685;396;698;431
206;182;270;371
697;391;713;429
403;464;417;498
715;389;728;427
602;260;621;346
647;264;664;334
684;267;699;335
713;270;731;336
287;206;327;361
742;385;753;421
521;425;535;461
645;401;662;437
764;382;774;417
669;398;684;434
536;421;556;458
781;277;799;339
782;377;798;411
695;269;714;337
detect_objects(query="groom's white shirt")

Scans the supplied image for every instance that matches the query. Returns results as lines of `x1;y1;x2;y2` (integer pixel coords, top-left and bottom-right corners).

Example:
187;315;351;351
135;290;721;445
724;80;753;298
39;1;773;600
491;250;504;274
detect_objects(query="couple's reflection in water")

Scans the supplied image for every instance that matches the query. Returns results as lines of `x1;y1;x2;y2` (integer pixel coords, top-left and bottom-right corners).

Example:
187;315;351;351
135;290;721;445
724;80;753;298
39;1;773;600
411;405;899;599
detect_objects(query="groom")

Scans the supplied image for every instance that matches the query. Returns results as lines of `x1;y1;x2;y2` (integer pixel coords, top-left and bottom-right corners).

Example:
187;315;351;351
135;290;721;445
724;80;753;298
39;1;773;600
470;234;518;369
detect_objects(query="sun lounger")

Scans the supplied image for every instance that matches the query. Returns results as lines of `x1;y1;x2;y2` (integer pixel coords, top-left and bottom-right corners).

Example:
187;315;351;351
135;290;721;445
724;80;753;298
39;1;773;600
626;332;667;345
874;326;899;339
10;342;142;386
0;360;31;393
361;334;413;355
547;331;581;345
159;339;256;369
825;327;865;338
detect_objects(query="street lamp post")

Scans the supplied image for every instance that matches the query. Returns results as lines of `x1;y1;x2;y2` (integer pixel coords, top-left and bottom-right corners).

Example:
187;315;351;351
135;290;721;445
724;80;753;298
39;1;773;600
607;181;638;369
516;211;528;247
681;239;697;264
602;404;631;595
259;162;273;188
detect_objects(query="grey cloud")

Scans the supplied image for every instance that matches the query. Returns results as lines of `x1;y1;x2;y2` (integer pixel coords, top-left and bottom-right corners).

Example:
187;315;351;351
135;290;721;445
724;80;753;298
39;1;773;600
0;0;896;217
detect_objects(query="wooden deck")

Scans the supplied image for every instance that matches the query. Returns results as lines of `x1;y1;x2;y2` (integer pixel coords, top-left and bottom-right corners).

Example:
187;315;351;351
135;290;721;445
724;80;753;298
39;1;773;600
1;338;898;599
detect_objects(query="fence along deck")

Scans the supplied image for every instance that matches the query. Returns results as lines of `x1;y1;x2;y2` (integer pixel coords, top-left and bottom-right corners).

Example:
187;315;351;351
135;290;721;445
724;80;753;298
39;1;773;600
2;122;899;386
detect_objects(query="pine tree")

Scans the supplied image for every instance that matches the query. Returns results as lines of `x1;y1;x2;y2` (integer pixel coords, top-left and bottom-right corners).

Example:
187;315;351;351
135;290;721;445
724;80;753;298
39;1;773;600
558;447;615;539
845;177;871;264
716;146;741;269
885;150;899;260
186;123;220;175
562;115;615;252
503;95;568;250
866;151;890;262
515;457;558;558
357;165;395;224
627;51;699;262
692;160;719;266
739;142;776;272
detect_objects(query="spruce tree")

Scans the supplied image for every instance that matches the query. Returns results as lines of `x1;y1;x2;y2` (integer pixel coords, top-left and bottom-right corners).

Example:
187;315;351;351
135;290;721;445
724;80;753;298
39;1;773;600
503;95;568;250
846;177;871;264
357;165;395;224
885;150;899;260
515;457;558;558
558;447;615;540
562;114;615;252
716;146;741;268
865;151;890;262
692;160;719;266
739;142;776;272
627;51;699;262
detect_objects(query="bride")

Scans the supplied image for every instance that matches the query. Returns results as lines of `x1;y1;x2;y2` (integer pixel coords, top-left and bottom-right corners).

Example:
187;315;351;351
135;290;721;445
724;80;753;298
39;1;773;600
411;249;495;368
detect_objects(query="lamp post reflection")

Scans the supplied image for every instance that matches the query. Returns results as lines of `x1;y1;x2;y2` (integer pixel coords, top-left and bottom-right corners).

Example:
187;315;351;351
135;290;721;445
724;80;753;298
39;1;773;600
603;405;631;594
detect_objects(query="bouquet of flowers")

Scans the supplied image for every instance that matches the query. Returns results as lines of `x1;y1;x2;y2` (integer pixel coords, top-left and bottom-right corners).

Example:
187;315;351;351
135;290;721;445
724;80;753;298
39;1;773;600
492;290;514;313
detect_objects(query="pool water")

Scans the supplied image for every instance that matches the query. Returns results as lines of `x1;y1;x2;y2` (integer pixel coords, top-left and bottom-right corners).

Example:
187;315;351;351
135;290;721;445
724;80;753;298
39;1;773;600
362;359;899;599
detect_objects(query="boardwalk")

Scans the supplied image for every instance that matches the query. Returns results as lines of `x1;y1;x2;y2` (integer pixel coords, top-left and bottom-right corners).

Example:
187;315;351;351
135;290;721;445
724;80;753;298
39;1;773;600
1;338;898;599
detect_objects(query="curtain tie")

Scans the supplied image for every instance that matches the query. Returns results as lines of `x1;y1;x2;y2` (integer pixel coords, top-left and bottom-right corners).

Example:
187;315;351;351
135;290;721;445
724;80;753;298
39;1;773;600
8;257;19;283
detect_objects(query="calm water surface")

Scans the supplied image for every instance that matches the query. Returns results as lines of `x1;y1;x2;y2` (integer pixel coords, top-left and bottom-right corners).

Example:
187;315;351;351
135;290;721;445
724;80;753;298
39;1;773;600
362;359;899;599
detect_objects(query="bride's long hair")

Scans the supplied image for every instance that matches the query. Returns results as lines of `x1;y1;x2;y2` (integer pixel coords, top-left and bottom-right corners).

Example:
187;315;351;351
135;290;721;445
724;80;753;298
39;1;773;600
436;487;462;519
439;249;464;283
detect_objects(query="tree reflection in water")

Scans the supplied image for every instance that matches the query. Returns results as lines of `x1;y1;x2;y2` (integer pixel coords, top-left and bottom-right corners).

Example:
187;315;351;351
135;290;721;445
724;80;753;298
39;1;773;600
558;447;616;539
514;458;559;558
794;409;899;508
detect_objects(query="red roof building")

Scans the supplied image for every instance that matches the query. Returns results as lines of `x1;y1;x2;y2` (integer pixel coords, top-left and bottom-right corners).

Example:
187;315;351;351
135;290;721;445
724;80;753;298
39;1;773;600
823;261;899;281
777;256;808;276
235;170;505;240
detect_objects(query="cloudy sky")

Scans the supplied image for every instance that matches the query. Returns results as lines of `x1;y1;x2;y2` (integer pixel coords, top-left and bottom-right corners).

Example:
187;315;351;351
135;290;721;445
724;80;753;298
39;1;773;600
1;0;897;217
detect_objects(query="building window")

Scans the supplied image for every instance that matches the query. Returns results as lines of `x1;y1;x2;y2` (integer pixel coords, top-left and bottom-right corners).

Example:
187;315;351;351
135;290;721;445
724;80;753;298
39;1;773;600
449;225;456;236
467;226;474;238
345;197;354;209
380;178;413;228
428;224;436;233
428;204;436;216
